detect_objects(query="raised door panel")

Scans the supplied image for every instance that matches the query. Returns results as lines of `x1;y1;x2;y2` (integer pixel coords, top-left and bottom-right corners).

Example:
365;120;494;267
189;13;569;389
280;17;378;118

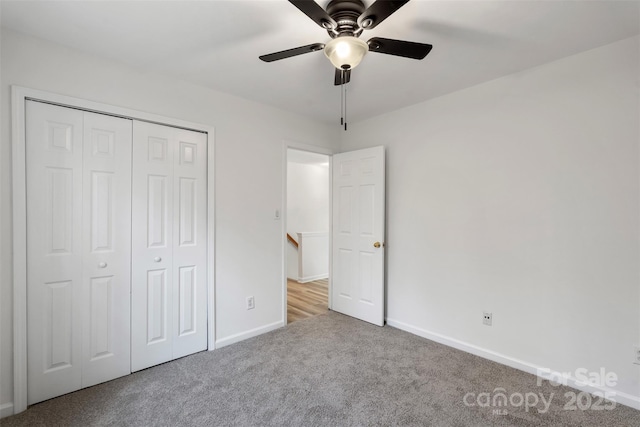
178;266;196;336
43;281;73;371
178;178;196;246
81;111;132;387
26;101;83;404
131;121;174;372
88;276;114;359
148;175;169;248
335;248;354;300
46;167;74;255
333;181;356;312
90;172;114;252
147;269;168;344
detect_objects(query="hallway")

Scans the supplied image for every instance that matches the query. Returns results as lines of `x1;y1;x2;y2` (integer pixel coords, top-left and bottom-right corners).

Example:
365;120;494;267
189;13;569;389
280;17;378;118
287;279;328;324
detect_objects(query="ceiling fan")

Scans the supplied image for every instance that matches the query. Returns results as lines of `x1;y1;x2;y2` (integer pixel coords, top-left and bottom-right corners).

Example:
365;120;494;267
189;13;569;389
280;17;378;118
259;0;433;86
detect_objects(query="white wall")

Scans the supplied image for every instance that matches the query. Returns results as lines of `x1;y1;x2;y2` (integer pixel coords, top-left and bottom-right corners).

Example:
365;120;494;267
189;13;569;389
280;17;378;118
286;161;329;236
286;160;329;279
286;241;299;281
0;28;339;411
342;36;640;402
297;232;329;282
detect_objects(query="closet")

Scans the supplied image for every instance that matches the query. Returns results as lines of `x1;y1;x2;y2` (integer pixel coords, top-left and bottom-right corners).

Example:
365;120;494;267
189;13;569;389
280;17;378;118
25;101;208;405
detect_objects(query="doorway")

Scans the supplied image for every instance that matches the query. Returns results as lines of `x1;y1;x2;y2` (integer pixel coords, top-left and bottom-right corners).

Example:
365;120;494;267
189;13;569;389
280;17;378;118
285;148;330;323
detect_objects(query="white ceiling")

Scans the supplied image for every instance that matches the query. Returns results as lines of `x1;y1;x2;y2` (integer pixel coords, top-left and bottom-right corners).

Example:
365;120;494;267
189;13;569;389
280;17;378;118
288;148;329;166
2;0;639;125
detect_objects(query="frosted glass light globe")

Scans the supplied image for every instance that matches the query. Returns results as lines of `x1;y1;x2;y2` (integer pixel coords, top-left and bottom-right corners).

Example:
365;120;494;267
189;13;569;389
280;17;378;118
324;36;368;70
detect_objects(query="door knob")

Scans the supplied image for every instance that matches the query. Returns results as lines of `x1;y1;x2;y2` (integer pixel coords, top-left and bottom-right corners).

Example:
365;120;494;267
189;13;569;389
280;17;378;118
154;257;162;263
98;262;107;268
373;242;381;248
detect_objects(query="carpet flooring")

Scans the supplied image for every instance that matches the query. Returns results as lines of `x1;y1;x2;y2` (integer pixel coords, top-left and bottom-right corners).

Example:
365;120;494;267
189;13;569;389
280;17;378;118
2;312;639;426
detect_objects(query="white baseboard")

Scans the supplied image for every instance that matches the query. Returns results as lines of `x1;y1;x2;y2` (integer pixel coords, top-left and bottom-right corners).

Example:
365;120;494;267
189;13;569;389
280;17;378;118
297;273;328;283
0;402;14;419
215;320;284;349
386;318;640;411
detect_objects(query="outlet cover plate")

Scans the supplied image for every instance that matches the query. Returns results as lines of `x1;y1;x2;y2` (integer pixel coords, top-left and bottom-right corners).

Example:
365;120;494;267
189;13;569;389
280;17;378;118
483;311;492;326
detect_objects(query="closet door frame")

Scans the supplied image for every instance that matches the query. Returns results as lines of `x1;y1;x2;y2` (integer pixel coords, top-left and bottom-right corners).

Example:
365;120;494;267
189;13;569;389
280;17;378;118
11;85;216;415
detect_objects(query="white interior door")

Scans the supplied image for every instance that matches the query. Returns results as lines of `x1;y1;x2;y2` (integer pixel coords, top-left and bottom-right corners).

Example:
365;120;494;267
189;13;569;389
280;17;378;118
26;101;132;404
331;146;385;326
131;121;207;371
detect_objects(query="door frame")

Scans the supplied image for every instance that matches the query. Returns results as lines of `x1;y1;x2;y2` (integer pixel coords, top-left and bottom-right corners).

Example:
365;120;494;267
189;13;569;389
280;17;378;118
281;141;334;324
11;85;216;414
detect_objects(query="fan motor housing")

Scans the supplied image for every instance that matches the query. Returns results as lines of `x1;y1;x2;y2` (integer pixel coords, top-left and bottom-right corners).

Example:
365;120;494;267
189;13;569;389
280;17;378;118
326;0;365;37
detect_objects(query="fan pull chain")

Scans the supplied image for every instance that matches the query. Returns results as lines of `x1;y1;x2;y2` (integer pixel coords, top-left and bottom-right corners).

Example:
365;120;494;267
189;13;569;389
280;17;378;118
344;85;347;131
340;71;344;126
338;70;348;131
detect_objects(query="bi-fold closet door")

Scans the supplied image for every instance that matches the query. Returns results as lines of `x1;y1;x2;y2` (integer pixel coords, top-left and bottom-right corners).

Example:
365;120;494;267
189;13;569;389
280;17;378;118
131;121;208;372
26;101;133;404
26;101;208;405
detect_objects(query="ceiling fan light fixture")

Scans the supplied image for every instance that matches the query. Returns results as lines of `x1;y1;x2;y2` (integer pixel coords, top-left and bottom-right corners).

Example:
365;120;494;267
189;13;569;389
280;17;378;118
324;36;368;70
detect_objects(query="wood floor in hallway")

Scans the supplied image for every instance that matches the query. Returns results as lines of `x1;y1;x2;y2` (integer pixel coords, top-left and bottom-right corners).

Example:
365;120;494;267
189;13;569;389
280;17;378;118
287;278;328;324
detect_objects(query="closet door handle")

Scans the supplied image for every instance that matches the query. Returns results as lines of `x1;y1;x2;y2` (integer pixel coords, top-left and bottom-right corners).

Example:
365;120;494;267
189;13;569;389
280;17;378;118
98;262;107;268
154;257;162;263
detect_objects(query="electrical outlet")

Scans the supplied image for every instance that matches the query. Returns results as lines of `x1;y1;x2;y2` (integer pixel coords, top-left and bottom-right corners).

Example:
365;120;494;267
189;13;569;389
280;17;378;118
634;345;640;365
246;296;255;310
483;312;492;326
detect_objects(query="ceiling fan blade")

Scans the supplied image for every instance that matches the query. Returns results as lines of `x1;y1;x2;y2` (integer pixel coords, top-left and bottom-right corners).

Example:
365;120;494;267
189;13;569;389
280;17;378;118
289;0;337;30
334;68;351;85
358;0;410;30
259;43;325;62
367;37;433;60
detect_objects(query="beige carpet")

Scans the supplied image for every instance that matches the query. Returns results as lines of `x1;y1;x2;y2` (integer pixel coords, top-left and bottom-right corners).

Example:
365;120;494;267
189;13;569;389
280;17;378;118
3;312;639;426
